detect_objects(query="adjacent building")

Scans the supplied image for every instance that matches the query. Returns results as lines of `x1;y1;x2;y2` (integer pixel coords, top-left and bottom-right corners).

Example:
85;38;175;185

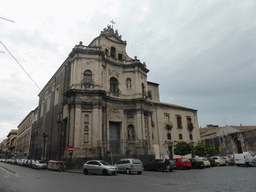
16;108;38;159
200;125;256;155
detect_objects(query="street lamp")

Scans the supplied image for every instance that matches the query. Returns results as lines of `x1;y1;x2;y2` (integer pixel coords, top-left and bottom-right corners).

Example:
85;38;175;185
42;132;48;160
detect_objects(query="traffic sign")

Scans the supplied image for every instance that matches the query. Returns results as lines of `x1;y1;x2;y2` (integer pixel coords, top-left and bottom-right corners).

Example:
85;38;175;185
109;147;113;153
167;150;171;155
68;146;74;152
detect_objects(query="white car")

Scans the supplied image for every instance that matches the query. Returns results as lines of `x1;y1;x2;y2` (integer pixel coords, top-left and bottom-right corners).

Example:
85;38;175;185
212;156;226;166
197;157;211;168
32;160;47;169
83;160;118;175
114;158;143;174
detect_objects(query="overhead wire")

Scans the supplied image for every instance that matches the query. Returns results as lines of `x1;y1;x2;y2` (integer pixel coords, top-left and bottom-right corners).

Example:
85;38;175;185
0;41;41;91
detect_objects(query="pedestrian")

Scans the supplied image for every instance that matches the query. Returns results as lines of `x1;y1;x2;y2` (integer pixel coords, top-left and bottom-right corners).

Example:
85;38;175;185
164;158;170;172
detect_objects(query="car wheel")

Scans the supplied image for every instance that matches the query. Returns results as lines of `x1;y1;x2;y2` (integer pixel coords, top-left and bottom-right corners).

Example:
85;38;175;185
157;166;164;172
126;168;131;174
169;168;173;172
144;166;148;171
179;165;184;170
217;163;220;166
237;164;240;167
102;169;109;176
83;169;88;175
137;172;142;175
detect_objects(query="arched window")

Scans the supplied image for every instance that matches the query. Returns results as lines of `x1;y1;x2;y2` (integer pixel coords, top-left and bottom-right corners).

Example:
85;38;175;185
126;78;131;88
111;47;116;58
127;124;135;141
189;134;193;140
167;133;171;140
179;134;183;140
83;70;92;84
110;77;118;94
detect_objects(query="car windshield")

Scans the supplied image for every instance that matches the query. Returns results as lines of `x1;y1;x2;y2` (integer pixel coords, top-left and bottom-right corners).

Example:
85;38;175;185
38;160;46;163
183;159;190;162
195;158;203;162
132;159;142;164
99;161;110;165
202;158;208;161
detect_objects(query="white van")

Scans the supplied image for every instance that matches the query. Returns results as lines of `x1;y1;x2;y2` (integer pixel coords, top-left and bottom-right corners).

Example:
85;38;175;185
234;152;255;167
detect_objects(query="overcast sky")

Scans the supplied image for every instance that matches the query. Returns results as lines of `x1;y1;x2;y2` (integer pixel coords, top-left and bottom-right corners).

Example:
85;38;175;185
1;0;256;142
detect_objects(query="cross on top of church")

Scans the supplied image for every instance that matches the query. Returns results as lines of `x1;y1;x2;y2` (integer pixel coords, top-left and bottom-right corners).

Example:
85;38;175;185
110;19;116;29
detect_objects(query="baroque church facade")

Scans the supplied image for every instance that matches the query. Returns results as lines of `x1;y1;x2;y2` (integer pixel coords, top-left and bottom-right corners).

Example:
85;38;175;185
29;26;201;166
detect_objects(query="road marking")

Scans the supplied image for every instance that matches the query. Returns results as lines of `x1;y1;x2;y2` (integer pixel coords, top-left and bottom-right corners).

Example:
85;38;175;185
0;165;16;174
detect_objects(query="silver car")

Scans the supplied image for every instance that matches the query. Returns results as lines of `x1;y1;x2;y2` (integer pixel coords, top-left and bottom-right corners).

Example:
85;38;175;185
114;158;143;174
32;160;47;169
83;160;117;175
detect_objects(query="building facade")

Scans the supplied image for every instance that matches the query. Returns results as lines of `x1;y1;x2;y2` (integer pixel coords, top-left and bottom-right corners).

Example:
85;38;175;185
200;125;256;155
29;26;200;167
16;108;38;159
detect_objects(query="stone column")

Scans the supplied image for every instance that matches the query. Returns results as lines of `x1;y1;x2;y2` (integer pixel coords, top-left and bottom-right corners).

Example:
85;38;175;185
74;103;82;148
135;110;143;140
69;104;75;147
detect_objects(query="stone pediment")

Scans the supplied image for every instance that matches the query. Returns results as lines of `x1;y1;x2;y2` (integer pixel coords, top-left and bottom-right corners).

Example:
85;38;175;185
101;25;126;44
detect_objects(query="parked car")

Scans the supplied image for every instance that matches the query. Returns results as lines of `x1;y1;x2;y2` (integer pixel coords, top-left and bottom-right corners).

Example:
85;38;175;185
144;159;175;172
114;158;143;174
189;158;204;169
220;156;235;166
212;156;226;166
83;160;118;175
173;158;192;170
207;157;215;167
168;159;177;171
32;160;47;169
234;152;255;167
27;159;35;168
197;157;211;168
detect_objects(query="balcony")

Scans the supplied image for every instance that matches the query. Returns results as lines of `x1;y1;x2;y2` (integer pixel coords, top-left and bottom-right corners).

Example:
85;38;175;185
187;124;194;132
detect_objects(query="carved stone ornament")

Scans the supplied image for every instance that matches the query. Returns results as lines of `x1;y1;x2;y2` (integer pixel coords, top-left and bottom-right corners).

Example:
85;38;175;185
108;69;120;77
82;59;94;66
108;109;121;121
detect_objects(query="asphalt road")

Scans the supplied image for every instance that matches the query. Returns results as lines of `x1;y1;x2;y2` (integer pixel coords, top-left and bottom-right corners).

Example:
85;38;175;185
1;163;256;192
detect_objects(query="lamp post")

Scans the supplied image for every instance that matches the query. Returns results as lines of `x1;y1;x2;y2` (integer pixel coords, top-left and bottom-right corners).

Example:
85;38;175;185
42;132;48;160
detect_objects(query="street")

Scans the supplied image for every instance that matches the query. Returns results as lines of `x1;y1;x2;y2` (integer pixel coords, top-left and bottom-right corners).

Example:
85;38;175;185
1;163;256;192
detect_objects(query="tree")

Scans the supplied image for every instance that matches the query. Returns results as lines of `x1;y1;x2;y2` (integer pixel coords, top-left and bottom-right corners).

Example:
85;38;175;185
206;147;218;156
174;141;191;156
192;144;206;157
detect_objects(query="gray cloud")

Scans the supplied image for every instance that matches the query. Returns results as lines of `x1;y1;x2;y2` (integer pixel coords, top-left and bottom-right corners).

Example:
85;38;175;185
1;0;256;141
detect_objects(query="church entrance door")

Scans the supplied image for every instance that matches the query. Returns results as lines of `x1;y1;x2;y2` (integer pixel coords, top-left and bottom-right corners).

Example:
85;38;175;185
109;122;120;154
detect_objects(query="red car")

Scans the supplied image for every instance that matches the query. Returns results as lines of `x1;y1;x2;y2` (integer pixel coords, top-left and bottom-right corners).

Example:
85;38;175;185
173;158;192;170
